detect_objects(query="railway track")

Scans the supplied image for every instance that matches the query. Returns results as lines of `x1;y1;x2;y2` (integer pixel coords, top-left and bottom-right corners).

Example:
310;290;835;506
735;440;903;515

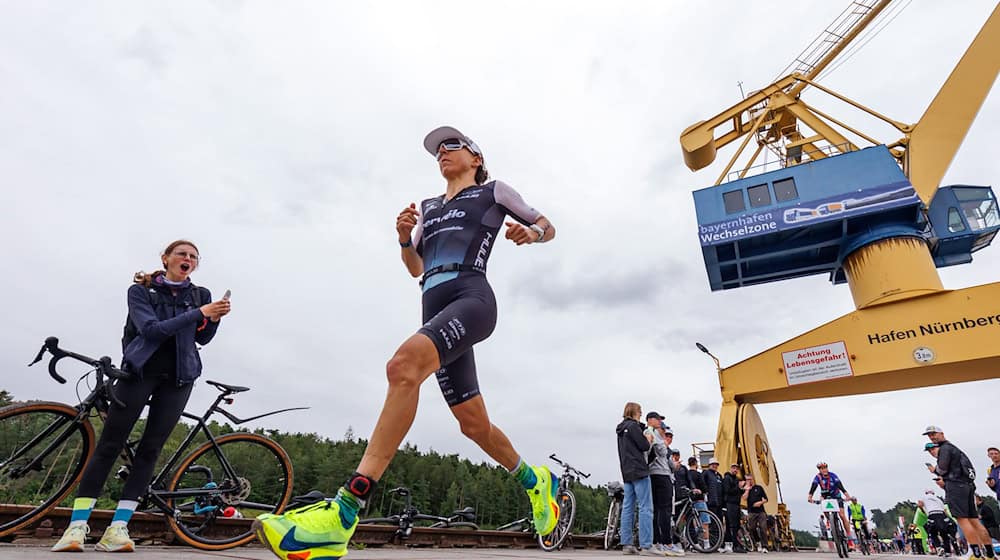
0;505;605;549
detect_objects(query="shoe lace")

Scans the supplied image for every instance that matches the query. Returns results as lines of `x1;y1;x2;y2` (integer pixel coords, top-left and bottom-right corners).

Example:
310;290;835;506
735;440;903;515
68;524;90;538
287;499;333;519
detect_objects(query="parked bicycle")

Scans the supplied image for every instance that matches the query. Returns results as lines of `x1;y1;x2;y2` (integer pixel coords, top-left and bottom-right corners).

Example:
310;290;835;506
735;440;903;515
603;480;623;550
0;337;301;549
538;454;589;551
673;492;723;553
360;486;478;542
811;492;850;558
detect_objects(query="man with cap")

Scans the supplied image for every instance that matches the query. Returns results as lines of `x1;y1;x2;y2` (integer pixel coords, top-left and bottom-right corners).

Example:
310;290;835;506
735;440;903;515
255;126;557;559
919;485;954;557
924;426;995;560
646;413;682;555
704;458;726;549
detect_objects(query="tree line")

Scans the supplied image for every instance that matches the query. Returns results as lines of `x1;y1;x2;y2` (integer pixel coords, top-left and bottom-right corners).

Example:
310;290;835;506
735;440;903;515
0;393;610;533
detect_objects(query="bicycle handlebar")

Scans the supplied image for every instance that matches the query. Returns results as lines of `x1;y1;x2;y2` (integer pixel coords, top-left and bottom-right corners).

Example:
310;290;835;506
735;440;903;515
28;337;130;406
548;453;590;479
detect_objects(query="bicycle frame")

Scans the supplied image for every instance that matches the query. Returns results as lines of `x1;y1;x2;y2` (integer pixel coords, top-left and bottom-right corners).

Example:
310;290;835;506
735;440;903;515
3;374;113;481
140;390;305;514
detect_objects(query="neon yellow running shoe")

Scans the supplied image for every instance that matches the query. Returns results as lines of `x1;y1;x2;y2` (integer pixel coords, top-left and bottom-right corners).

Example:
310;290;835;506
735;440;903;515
526;465;560;536
254;500;357;560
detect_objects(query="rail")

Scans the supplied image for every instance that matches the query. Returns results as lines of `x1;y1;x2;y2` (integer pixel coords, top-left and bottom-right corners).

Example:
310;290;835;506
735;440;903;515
0;505;605;549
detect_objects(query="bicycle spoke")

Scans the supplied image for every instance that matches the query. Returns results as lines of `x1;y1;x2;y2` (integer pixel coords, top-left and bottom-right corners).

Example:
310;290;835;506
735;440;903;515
0;403;92;536
165;433;292;549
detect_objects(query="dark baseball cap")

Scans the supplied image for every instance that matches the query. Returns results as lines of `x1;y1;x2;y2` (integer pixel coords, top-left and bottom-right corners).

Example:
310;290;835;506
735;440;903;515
646;411;665;421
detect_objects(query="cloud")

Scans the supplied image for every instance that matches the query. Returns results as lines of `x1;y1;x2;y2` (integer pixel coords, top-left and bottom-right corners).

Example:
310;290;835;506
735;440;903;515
683;400;712;417
120;25;169;72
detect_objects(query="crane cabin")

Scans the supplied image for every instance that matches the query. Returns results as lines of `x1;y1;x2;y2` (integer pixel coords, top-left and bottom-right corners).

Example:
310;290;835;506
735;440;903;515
693;145;998;291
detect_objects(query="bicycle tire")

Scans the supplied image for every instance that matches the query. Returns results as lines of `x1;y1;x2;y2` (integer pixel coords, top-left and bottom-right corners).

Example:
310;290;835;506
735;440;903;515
830;513;848;558
0;401;95;537
684;509;723;553
538;488;575;551
164;432;293;550
604;498;621;550
736;521;755;552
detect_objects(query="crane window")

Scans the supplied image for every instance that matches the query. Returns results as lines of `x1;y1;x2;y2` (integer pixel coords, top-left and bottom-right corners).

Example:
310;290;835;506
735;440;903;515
724;190;746;214
748;184;771;208
773;178;799;202
947;208;966;233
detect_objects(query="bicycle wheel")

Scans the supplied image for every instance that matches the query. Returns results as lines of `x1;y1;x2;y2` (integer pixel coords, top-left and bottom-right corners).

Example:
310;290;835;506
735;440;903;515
736;522;754;552
685;509;723;553
538;488;575;551
831;514;848;558
164;433;293;550
0;402;95;537
604;498;621;550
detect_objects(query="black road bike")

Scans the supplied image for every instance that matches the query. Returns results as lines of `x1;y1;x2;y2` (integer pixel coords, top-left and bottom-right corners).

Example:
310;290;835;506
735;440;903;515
538;454;589;552
0;337;301;549
360;486;478;541
673;494;724;553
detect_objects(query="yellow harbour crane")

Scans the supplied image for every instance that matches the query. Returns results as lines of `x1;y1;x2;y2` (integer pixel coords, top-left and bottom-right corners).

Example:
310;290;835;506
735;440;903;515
680;0;999;545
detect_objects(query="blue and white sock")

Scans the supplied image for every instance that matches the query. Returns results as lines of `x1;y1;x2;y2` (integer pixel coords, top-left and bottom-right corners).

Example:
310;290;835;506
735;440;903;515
110;500;139;528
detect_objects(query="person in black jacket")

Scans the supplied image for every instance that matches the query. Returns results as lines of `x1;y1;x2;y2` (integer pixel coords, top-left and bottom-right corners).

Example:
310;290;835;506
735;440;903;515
705;458;726;545
616;402;656;554
51;240;229;553
723;463;747;553
924;426;996;560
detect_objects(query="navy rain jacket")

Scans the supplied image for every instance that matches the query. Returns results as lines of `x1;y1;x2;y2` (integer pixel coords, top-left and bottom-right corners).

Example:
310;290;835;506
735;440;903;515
123;277;219;384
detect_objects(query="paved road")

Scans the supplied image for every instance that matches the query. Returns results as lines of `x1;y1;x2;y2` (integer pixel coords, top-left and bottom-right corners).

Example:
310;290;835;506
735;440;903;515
0;546;900;560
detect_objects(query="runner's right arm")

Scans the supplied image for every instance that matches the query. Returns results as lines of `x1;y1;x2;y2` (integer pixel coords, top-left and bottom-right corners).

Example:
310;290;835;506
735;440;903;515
397;203;424;277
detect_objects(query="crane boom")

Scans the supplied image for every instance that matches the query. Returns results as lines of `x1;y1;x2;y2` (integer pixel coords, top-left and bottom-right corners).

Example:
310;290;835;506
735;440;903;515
906;2;1000;203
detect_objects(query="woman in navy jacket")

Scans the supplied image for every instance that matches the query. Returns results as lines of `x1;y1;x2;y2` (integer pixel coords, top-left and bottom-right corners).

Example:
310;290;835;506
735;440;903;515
52;239;230;553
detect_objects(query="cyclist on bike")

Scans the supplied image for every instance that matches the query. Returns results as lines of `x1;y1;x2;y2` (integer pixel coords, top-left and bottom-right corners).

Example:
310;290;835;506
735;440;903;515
807;461;853;539
52;240;230;553
254;127;558;560
847;497;871;546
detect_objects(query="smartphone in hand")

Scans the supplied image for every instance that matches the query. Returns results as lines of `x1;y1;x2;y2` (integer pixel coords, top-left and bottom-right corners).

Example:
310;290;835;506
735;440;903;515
222;289;231;301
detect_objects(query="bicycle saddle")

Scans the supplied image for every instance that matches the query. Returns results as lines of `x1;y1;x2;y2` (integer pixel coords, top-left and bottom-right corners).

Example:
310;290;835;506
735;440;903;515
205;380;250;393
287;490;328;509
452;506;476;520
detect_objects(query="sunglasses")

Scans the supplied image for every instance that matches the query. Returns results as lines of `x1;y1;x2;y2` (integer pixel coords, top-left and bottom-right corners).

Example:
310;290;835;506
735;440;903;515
436;139;478;160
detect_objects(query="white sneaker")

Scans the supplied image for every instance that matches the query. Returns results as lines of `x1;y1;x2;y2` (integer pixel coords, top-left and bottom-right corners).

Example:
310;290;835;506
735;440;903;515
52;523;89;552
761;547;769;554
663;545;682;557
723;542;733;554
96;524;135;553
623;545;639;555
672;544;687;556
638;548;668;557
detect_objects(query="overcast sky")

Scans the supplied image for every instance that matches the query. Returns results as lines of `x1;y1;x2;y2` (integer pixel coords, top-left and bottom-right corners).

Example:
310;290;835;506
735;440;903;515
2;2;998;532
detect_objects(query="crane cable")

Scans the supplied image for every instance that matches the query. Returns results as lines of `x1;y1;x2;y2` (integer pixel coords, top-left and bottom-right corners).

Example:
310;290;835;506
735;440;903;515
817;0;913;81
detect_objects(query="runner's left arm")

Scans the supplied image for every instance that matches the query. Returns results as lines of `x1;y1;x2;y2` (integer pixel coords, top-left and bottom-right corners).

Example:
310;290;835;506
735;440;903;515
495;180;555;245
